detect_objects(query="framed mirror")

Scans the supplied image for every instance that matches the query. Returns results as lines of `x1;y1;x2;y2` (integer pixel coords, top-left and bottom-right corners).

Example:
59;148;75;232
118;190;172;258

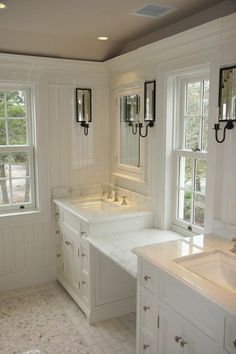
120;93;140;167
75;88;92;123
144;80;156;122
219;66;236;122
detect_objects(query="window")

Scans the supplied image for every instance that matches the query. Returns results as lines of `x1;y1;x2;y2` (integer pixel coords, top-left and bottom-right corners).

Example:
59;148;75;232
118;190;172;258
0;87;36;213
174;77;209;232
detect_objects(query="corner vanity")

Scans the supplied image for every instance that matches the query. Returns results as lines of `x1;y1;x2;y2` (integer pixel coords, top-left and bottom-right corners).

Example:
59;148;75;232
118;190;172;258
134;235;236;354
53;189;236;354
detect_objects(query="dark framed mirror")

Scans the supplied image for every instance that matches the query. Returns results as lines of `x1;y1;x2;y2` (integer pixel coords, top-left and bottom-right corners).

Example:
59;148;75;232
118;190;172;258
75;88;92;123
144;80;156;122
218;65;236;122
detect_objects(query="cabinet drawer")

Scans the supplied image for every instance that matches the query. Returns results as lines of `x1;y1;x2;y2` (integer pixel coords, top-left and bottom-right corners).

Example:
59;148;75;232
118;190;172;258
225;314;236;353
63;210;81;234
140;285;158;333
159;274;224;342
140;260;158;294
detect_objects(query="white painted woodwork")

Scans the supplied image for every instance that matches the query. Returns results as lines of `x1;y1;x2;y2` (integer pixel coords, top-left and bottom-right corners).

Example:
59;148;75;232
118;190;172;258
136;255;233;354
54;202;137;324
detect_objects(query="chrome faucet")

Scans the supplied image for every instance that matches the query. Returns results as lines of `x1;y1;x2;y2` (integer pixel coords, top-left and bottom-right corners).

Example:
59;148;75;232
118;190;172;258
231;237;236;253
113;188;119;202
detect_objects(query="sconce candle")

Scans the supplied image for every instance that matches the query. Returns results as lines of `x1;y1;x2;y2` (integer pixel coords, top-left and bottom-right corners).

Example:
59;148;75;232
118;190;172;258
75;88;92;136
214;65;236;143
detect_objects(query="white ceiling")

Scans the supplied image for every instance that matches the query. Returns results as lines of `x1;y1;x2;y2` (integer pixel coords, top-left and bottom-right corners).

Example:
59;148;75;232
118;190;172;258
0;0;233;61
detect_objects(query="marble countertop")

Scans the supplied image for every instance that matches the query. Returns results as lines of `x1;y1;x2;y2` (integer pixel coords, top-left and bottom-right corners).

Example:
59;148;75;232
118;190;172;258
87;228;184;278
53;196;153;223
133;233;236;315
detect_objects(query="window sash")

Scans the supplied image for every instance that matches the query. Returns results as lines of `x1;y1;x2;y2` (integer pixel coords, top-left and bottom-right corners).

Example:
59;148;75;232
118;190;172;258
0;87;36;213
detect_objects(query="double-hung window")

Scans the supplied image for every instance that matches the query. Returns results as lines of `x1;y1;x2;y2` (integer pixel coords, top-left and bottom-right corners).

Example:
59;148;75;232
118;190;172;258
0;87;36;213
174;77;209;233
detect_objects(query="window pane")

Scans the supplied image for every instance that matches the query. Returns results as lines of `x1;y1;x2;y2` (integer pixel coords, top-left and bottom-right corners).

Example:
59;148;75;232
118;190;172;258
186;81;201;116
0;91;5;117
8;119;27;145
193;193;205;227
0;119;6;145
203;80;209;116
0;179;10;205
185;116;200;150
6;90;26;117
178;189;191;223
12;178;31;204
195;159;206;193
11;152;30;177
0;153;10;178
202;115;208;152
178;157;192;189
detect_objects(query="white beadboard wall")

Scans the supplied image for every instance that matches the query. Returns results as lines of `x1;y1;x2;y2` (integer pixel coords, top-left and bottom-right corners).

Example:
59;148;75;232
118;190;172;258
0;55;109;292
106;13;236;230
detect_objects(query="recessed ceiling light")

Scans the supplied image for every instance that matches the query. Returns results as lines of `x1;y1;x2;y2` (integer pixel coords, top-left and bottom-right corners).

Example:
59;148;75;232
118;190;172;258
0;2;6;9
97;36;108;41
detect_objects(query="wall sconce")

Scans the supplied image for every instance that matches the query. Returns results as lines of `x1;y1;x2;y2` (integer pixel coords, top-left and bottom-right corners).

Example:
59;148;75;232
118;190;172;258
75;88;92;136
128;80;156;138
214;65;236;143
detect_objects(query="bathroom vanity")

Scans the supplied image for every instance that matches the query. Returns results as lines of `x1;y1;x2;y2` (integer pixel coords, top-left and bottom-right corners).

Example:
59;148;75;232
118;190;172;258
134;235;236;354
53;193;154;324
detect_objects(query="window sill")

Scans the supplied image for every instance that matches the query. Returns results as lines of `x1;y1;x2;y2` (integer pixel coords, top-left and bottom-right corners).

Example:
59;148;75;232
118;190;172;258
171;223;201;237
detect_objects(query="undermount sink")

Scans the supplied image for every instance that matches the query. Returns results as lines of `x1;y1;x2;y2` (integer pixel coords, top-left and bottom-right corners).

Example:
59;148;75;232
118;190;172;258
69;197;120;211
175;249;236;293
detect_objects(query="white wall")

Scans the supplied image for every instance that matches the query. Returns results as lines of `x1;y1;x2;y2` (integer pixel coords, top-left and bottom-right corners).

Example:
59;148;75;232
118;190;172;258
0;55;109;291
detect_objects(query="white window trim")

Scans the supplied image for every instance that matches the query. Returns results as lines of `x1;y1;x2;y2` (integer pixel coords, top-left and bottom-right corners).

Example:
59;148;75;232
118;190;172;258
172;74;209;234
0;85;37;214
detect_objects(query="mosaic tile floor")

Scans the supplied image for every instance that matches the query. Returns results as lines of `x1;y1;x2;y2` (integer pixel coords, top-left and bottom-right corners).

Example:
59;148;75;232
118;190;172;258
0;282;136;354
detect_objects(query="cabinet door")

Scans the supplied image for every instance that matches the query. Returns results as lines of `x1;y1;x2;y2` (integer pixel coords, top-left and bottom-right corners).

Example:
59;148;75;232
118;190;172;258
159;301;219;354
62;224;80;293
159;302;184;354
225;314;236;354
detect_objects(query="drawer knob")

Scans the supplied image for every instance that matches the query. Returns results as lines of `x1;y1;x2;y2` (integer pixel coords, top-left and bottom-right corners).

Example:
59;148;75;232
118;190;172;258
144;275;151;281
143;344;150;350
55;212;60;217
56;230;60;234
65;241;71;246
81;281;86;285
180;339;187;347
56;254;61;258
81;253;86;258
175;336;182;343
81;231;87;237
143;305;150;312
233;339;236;348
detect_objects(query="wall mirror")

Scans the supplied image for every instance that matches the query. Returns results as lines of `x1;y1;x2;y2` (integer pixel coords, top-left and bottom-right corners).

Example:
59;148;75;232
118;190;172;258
219;66;236;122
120;93;140;167
75;88;92;135
144;80;156;122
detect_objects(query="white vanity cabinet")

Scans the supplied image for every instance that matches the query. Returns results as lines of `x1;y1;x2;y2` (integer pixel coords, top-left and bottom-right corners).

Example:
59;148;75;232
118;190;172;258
54;206;91;318
136;256;233;354
54;201;138;324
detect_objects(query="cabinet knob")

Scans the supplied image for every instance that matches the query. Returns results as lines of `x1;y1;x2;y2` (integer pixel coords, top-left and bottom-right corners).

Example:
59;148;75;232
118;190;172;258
81;281;86;285
65;241;71;246
144;275;151;281
55;212;60;217
143;344;150;350
175;336;182;343
81;253;86;258
143;305;150;312
81;230;87;237
180;339;187;347
56;254;61;258
56;230;60;234
233;339;236;348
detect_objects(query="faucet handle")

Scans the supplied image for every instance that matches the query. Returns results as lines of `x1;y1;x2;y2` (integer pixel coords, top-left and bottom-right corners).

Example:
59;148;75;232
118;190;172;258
121;196;127;205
